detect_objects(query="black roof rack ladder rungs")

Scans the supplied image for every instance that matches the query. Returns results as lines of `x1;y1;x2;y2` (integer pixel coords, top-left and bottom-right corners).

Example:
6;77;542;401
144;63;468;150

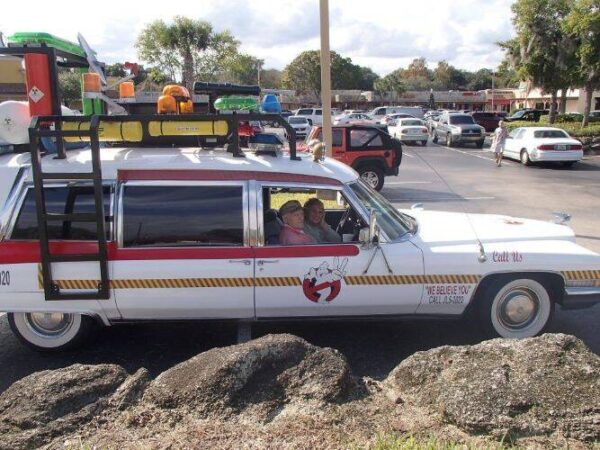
29;115;110;301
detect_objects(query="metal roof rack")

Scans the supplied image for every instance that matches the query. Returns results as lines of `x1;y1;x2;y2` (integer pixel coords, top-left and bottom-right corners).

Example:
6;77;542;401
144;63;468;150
29;112;299;160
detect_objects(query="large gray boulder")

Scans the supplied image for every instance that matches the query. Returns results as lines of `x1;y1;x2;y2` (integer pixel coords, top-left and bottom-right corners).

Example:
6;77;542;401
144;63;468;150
384;333;600;442
144;333;355;421
0;364;128;450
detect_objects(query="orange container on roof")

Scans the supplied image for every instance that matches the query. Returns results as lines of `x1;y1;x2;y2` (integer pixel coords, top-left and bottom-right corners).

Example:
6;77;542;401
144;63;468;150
157;95;177;114
83;73;101;93
119;81;135;98
179;99;194;114
162;85;189;99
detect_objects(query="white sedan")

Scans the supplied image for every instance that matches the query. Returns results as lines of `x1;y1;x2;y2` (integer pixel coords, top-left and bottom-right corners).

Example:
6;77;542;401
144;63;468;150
287;116;312;138
333;113;374;126
388;118;429;146
504;127;583;167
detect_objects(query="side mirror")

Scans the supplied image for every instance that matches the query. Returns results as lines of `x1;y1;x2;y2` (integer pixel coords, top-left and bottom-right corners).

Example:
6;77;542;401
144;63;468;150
360;210;380;248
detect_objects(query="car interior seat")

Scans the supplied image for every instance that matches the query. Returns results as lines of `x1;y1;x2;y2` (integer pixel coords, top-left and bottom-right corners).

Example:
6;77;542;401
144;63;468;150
264;208;283;245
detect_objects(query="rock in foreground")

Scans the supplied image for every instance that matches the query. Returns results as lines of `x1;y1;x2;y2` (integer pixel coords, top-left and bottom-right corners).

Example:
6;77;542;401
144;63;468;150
385;333;600;442
144;333;355;421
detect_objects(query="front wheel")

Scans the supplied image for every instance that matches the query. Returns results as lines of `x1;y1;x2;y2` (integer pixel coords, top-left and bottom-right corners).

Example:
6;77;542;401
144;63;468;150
8;312;96;352
358;166;384;191
421;140;428;146
476;139;484;148
478;278;554;339
446;133;454;147
520;149;531;166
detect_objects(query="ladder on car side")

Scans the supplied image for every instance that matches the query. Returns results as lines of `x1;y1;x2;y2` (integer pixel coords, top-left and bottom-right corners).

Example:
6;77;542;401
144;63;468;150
28;115;109;300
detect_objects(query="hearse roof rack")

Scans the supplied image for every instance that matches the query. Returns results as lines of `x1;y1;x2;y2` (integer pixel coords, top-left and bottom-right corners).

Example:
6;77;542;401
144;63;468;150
28;112;299;161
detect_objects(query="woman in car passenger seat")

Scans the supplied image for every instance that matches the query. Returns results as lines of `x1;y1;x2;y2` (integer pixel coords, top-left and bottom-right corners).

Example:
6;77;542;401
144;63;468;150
279;200;316;245
303;198;342;243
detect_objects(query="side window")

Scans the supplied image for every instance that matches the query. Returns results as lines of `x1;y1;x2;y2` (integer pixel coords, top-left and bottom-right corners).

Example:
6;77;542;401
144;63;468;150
515;129;526;139
333;129;343;146
298;109;312;115
262;186;365;245
315;110;322;116
122;185;244;247
11;185;112;240
349;129;383;149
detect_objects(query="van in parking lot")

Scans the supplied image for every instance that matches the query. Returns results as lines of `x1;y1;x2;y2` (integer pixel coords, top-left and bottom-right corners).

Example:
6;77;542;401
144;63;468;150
368;106;425;120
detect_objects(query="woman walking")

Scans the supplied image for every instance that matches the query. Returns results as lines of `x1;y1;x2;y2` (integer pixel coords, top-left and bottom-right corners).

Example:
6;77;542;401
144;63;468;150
491;120;508;167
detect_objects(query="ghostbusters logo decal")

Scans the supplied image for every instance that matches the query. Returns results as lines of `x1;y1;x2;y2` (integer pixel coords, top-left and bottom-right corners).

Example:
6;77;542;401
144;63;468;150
302;257;348;303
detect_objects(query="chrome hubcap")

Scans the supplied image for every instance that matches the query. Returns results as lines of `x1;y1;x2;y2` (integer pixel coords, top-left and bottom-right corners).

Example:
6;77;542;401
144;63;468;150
26;312;73;337
497;288;538;330
361;172;379;189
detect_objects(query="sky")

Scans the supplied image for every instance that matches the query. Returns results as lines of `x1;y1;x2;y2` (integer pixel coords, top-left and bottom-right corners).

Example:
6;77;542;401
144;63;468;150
0;0;516;76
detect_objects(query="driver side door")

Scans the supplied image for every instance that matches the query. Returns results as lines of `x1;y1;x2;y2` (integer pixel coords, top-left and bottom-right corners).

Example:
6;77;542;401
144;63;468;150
253;182;424;318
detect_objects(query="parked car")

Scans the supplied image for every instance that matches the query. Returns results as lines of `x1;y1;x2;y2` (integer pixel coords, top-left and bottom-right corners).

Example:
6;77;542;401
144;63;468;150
380;113;416;126
333;113;375;126
1;116;599;351
471;112;503;132
589;110;600;118
388;118;429;146
505;109;549;122
431;113;485;148
294;108;331;126
503;127;583;167
368;106;425;120
287;116;312;138
306;124;402;191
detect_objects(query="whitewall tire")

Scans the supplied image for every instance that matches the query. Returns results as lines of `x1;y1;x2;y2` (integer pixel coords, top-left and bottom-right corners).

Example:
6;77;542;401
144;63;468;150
479;278;554;339
8;312;94;351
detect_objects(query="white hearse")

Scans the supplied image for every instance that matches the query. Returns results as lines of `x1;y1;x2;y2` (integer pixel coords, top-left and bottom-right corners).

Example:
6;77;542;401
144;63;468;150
0;114;599;351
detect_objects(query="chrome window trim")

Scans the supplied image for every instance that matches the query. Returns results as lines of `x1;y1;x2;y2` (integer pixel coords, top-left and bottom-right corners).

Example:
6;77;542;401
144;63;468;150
254;181;378;247
5;180;116;241
117;180;250;249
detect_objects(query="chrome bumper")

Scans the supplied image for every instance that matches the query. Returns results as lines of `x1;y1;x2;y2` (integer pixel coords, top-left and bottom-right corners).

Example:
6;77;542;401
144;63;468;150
562;287;600;310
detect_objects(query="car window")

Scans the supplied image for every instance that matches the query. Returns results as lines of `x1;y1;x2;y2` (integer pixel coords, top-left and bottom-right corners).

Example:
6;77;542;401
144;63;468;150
533;130;569;139
515;129;526;139
315;110;322;116
449;115;476;125
122;185;244;247
298;109;312;115
11;185;112;240
289;117;308;124
400;119;422;126
509;128;521;138
312;128;343;146
349;129;383;149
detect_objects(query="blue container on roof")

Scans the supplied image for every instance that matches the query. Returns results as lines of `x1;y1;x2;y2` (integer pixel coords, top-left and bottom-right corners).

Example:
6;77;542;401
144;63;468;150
261;94;282;113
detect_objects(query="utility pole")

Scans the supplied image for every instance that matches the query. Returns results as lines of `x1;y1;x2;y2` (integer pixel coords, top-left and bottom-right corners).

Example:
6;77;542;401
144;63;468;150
491;71;495;112
319;0;333;157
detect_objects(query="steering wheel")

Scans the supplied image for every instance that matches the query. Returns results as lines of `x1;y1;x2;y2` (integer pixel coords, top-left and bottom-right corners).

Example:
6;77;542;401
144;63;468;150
335;207;352;234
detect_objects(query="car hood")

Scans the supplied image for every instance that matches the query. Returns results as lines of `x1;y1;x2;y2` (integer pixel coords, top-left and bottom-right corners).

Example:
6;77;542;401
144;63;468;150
403;210;575;246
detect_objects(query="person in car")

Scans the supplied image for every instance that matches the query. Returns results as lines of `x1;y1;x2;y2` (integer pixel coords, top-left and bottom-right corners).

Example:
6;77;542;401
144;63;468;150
303;198;342;244
279;200;316;245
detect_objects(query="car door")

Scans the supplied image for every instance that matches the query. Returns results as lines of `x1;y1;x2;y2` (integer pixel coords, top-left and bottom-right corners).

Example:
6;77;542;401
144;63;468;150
113;179;254;319
253;181;424;317
504;128;523;157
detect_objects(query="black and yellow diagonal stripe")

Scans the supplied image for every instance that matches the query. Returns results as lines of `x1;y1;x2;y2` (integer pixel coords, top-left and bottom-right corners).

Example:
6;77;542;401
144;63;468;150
344;274;481;285
255;277;302;287
561;270;600;281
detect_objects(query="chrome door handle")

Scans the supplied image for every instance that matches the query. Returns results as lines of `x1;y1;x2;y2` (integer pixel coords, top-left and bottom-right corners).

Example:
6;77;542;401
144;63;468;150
257;259;279;266
229;259;251;266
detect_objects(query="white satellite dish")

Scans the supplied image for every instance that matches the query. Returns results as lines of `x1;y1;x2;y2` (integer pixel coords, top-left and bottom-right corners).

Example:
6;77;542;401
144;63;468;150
77;32;107;87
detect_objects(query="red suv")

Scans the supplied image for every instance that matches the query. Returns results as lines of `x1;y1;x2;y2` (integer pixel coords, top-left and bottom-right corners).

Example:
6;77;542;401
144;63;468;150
306;125;402;190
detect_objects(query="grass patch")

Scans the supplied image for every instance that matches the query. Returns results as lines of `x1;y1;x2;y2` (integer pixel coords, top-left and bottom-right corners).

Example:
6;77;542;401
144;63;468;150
361;433;518;450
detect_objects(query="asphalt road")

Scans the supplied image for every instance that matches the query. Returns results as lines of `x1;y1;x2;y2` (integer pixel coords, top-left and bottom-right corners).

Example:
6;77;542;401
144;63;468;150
0;140;599;393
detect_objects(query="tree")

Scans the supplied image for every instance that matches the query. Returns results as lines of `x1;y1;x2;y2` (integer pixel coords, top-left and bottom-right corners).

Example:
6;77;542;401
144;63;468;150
466;68;494;91
403;57;432;90
282;50;369;96
373;69;405;100
58;70;82;107
509;0;576;123
221;53;263;85
564;0;600;126
135;17;239;90
356;66;379;91
260;69;283;89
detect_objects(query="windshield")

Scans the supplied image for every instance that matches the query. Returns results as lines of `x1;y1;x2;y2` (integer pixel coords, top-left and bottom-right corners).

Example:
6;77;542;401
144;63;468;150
288;117;307;124
401;120;422;126
449;115;475;125
349;180;411;240
510;111;525;118
533;130;569;138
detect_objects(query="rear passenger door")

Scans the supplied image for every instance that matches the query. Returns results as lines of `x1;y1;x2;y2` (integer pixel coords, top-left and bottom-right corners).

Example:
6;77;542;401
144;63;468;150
113;181;254;319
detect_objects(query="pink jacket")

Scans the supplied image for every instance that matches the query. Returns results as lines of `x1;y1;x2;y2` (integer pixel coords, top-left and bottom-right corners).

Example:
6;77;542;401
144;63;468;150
279;224;316;245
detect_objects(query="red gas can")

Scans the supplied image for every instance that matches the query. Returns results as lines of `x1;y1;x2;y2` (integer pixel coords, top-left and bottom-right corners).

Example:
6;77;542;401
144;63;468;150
24;53;55;116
